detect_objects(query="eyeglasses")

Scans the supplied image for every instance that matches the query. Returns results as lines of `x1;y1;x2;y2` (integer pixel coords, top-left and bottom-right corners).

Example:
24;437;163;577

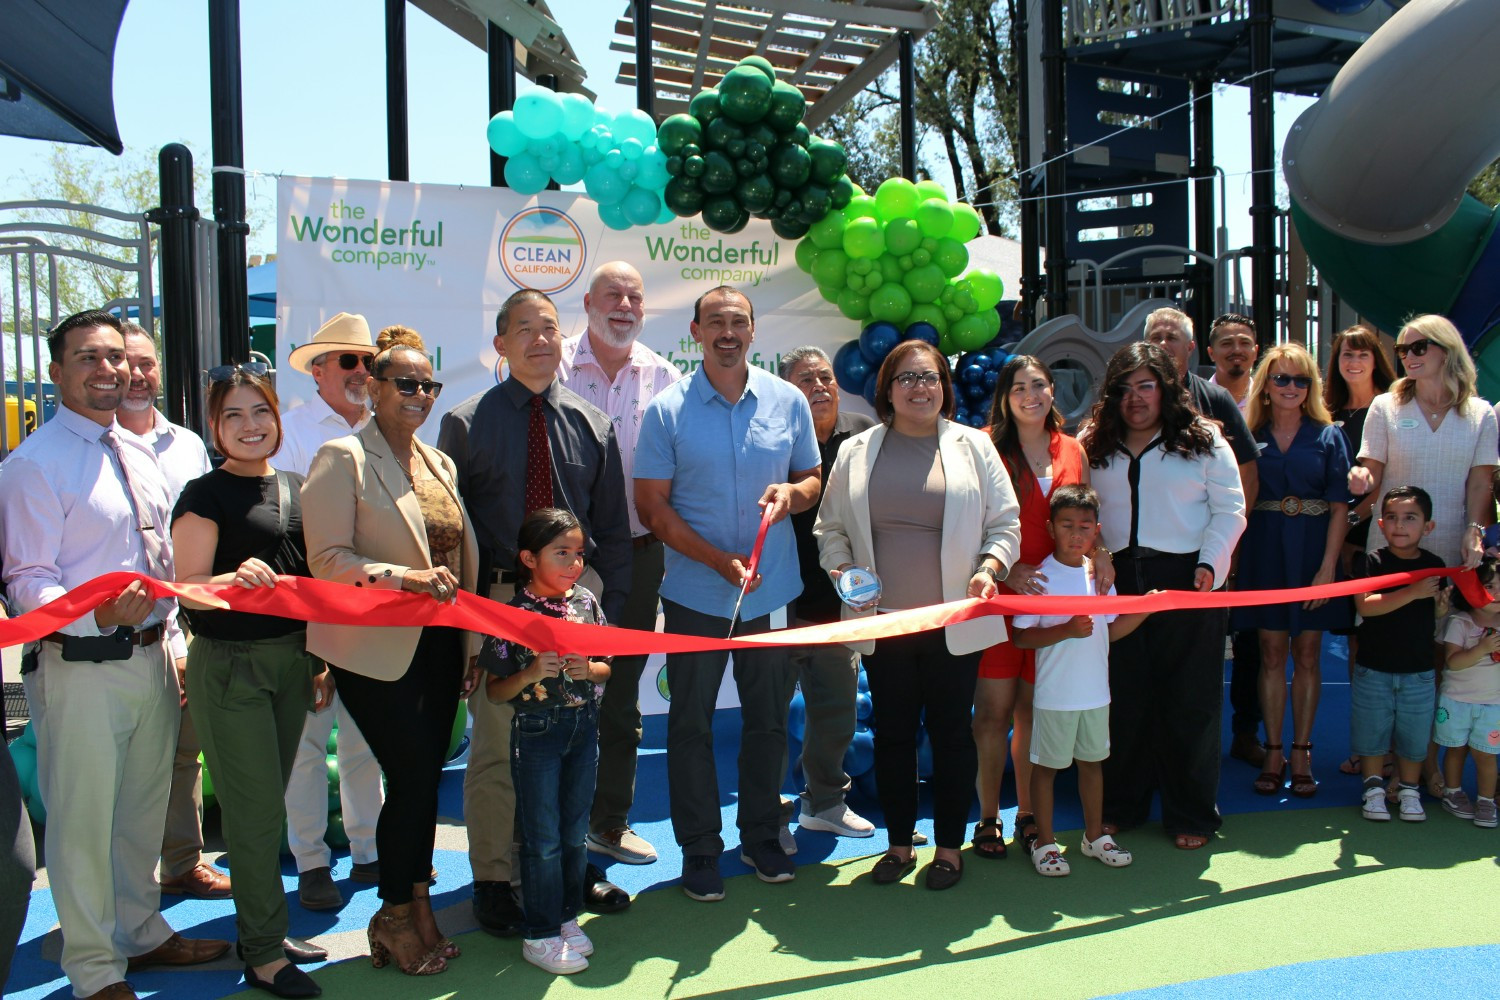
1269;373;1313;390
374;376;443;397
1112;379;1159;398
894;371;942;389
206;362;270;383
317;352;374;371
1395;338;1440;359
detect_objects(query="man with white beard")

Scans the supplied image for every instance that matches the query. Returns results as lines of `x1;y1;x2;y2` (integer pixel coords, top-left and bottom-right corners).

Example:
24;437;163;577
559;262;680;901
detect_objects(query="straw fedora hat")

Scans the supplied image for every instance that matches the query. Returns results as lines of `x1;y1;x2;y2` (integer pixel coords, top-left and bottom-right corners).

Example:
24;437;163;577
287;312;375;374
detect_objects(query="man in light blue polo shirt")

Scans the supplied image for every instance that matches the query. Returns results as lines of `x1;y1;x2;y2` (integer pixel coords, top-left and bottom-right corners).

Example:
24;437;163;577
634;285;822;901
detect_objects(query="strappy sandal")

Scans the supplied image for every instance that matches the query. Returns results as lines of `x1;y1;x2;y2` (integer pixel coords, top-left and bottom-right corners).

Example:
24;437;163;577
1031;842;1070;877
1288;742;1318;798
1013;813;1039;856
972;817;1007;860
368;905;447;976
1253;742;1286;796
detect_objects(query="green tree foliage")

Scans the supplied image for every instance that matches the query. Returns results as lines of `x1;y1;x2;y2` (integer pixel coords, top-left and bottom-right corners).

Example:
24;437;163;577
1469;160;1500;207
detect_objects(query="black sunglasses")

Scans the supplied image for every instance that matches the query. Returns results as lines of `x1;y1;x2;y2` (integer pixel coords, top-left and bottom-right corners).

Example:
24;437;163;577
318;352;373;370
206;362;270;383
1395;338;1438;359
1269;373;1313;390
374;375;443;398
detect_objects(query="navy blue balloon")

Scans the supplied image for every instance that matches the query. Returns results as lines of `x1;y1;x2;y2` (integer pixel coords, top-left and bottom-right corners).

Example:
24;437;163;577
833;340;871;394
964;382;988;403
905;321;940;346
844;728;875;777
969;352;993;372
960;363;986;386
862;370;880;408
858;321;902;365
983;369;1000;391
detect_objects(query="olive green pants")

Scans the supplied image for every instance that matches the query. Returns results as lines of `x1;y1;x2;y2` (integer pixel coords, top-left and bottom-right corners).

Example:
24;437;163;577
187;631;319;966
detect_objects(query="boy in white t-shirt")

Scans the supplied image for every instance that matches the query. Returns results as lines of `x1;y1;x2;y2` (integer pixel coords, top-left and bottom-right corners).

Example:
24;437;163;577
1012;484;1153;877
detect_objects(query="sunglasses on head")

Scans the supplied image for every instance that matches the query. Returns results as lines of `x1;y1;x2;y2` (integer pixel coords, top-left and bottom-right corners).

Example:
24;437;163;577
374;375;443;398
1269;373;1312;390
206;362;270;383
1395;338;1438;359
319;352;373;371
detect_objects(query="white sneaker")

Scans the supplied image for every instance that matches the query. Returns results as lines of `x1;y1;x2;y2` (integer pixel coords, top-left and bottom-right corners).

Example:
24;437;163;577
778;823;798;856
522;935;588;974
1397;786;1426;822
797;802;876;838
560;919;593;957
1361;785;1391;822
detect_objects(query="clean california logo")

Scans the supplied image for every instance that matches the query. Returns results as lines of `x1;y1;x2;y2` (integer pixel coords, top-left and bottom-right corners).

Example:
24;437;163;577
498;207;586;293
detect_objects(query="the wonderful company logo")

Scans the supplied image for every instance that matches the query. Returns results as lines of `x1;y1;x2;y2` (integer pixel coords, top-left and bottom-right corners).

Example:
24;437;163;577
498;207;586;293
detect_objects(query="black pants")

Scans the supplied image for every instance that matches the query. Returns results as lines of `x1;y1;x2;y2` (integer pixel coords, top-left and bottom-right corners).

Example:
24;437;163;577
662;599;797;857
863;629;980;850
331;627;462;903
1230;628;1263;738
0;740;34;986
1104;552;1226;837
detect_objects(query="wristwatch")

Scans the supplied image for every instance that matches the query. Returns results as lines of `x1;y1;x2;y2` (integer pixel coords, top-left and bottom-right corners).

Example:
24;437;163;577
979;564;1006;585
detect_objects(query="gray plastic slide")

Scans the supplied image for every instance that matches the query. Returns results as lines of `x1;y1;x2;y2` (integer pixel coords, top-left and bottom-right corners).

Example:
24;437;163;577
1011;299;1174;426
1282;0;1500;244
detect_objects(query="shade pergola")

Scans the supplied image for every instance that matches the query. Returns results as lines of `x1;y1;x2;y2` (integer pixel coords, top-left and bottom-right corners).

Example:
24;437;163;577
411;0;592;96
612;0;939;128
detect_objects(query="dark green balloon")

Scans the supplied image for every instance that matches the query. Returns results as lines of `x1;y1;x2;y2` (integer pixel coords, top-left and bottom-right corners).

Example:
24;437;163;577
799;183;831;222
739;55;777;82
807;139;848;186
700;151;737;194
736;158;756;177
719;66;774;123
737;173;776;213
770;144;812;188
765;81;807;132
665;155;683;176
749;123;780;151
703;195;748;232
830;175;855;209
664;177;705;216
788;123;811;148
683;155;706;178
656;113;703;156
772;216;810;240
774;188;793;207
707;116;744;151
745;141;766;162
689;89;722;124
682;143;701;158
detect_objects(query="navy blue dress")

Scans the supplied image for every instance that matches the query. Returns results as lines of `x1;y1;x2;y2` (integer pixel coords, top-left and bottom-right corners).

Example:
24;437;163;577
1233;419;1354;634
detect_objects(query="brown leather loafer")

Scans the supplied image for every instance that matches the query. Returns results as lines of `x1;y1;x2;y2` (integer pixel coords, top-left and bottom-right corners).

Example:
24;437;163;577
126;932;231;970
81;983;137;999
160;863;233;900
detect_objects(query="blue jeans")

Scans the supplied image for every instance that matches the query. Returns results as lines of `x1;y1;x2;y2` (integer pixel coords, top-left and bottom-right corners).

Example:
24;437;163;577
1350;667;1436;763
511;702;598;940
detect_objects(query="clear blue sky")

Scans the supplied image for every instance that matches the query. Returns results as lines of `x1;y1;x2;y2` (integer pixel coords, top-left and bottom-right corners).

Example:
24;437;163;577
0;0;1309;257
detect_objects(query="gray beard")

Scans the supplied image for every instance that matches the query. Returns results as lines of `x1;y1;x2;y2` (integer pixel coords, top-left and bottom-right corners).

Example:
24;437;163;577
119;395;155;413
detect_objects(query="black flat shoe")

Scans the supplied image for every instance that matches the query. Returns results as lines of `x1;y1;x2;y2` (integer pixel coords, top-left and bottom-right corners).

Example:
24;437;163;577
245;963;322;998
871;853;916;885
585;863;631;914
924;858;963;891
236;938;328;965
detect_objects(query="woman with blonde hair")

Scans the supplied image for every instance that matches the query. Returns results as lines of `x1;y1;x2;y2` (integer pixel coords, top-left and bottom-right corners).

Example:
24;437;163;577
1236;343;1352;798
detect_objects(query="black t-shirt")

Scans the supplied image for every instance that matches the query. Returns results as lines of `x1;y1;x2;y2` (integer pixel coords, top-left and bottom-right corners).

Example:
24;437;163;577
171;469;310;640
1353;546;1445;673
1186;372;1257;466
792;410;876;624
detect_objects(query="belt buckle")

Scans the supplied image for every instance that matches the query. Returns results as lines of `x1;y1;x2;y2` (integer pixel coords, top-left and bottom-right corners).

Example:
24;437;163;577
1280;496;1302;516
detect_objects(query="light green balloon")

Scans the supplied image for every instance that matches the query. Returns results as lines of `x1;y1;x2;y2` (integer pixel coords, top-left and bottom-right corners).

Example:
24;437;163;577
844;194;878;222
951;313;991;351
818;283;841;304
902;264;947;304
850;257;874;276
811;248;850;289
933;238;969;278
915;199;954;239
950;203;983;243
884;217;922;257
938;330;957;355
879;253;904;284
874;177;921;223
868;282;914;323
965;268;1005;310
915;179;949;202
843;218;885;259
837;287;871;320
795;236;819;273
808;211;847;251
980;307;1002;337
906;303;948;335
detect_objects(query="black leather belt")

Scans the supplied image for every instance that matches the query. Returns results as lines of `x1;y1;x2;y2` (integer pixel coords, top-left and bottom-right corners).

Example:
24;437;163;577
42;623;165;648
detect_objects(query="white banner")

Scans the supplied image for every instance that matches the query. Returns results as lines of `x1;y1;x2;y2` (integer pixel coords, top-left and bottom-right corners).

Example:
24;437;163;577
275;176;865;438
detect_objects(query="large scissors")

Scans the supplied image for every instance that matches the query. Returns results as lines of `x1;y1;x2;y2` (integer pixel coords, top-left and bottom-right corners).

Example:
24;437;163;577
726;503;775;638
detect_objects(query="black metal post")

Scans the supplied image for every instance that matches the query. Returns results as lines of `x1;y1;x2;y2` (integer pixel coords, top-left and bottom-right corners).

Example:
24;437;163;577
150;144;203;432
1042;0;1068;318
635;0;654;117
489;22;517;186
898;32;916;180
1016;4;1039;330
207;0;250;365
386;0;410;182
1191;77;1216;338
1249;0;1276;347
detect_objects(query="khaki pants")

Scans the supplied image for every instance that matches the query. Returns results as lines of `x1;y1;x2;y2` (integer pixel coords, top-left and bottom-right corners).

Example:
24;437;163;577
160;697;204;877
466;567;602;882
25;639;177;997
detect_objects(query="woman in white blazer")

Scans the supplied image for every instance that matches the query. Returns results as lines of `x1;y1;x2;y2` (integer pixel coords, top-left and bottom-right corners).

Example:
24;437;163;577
815;340;1021;890
302;328;480;977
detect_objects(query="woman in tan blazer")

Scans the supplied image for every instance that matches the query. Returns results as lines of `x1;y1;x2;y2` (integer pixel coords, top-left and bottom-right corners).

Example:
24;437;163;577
302;327;479;977
815;340;1020;891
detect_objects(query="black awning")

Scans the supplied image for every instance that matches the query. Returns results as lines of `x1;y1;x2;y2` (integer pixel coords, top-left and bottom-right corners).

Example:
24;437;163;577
0;0;128;154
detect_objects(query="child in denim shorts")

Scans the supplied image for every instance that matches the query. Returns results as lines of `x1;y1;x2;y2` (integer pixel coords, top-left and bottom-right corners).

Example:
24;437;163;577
1437;555;1500;828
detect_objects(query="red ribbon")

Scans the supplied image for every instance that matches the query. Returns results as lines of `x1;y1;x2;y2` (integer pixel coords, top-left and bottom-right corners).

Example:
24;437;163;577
0;566;1482;657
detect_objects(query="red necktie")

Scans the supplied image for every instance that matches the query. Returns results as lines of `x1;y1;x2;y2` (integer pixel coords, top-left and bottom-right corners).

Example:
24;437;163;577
525;395;555;516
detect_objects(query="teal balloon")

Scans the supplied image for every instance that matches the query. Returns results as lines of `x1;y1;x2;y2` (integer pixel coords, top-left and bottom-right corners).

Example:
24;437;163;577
933;238;970;277
513;89;564;139
965;269;1005;310
916;199;954;238
620;137;645;161
810;248;850;290
553;146;586;185
842;217;885;260
503;153;549;195
622;187;663;226
598;201;632;231
617;160;639;182
868;282;914;323
874;178;921;223
837;287;871;321
884;217;922;256
902;263;947;304
636;148;671;190
951;314;991;350
486;112;529;158
559;92;596;140
614;108;659;146
656;203;676;225
584;161;629;205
